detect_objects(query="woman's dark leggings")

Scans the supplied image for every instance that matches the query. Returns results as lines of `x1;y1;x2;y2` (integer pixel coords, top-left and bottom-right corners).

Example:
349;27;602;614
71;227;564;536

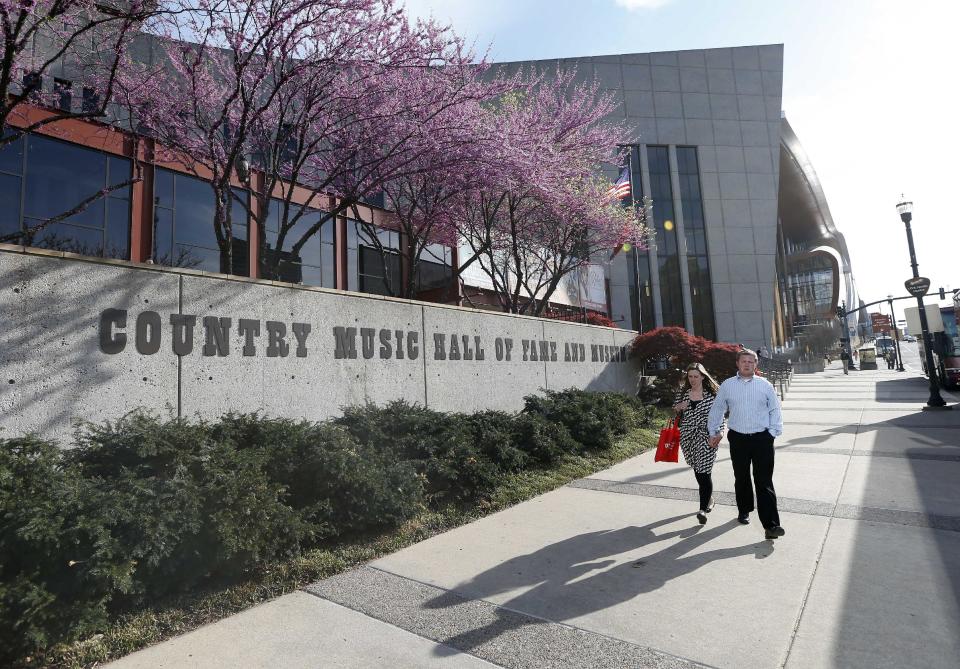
694;471;713;510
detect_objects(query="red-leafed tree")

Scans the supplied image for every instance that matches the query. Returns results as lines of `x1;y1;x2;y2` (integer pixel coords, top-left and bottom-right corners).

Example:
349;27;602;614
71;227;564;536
630;326;739;385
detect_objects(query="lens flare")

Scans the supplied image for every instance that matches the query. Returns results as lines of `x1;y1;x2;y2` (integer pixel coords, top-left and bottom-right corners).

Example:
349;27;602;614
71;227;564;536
663;220;674;231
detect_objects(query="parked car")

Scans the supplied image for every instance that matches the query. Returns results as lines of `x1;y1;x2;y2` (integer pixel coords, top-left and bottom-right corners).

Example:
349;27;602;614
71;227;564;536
904;335;917;342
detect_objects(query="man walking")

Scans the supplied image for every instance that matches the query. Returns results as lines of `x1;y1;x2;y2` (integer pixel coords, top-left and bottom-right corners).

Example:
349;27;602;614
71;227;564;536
840;349;850;374
707;349;785;540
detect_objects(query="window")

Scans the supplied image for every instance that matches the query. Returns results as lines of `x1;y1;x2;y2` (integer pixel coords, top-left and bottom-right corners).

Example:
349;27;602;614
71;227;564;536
261;198;334;287
81;87;100;114
22;72;41;97
415;243;453;292
54;79;72;112
677;146;716;340
153;168;248;275
624;145;654;332
648;145;684;327
348;221;401;295
0;132;130;258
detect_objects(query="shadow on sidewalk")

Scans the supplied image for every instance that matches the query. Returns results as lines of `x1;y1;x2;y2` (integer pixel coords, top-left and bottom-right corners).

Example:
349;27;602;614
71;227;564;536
426;516;772;655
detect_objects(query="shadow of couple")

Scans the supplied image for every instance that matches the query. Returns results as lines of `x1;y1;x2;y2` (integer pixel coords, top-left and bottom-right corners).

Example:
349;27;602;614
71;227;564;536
426;513;774;656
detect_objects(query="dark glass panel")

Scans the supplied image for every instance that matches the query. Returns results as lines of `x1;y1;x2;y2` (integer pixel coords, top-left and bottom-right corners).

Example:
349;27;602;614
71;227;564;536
176;244;219;272
416;260;452;291
0;173;21;237
321;218;334;245
153;208;174;265
154;168;174;207
300;264;323;287
108;157;131;199
228;237;249;276
24;135;106;228
106;198;130;259
321;245;335;287
0;134;23;174
31;221;104;254
82;87;100;114
171;173;216;248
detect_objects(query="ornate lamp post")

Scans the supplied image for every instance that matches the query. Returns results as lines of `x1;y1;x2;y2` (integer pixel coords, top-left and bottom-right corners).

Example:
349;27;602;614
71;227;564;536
886;294;905;371
896;198;949;409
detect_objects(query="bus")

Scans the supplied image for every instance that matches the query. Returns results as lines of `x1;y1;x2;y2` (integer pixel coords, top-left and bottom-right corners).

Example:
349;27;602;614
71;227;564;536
875;335;896;357
918;304;960;389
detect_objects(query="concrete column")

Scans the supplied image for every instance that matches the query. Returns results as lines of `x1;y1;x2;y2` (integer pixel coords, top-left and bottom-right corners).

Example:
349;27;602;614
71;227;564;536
668;146;695;333
639;144;663;328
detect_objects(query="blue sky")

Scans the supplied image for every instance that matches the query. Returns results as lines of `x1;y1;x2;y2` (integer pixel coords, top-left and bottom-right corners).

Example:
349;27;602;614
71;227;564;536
404;0;959;321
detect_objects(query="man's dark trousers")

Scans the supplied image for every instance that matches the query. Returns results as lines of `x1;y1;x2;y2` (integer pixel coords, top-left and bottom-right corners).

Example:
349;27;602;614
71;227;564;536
728;429;780;528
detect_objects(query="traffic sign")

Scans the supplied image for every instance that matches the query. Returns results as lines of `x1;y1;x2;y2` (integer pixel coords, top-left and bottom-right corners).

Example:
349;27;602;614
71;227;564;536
904;277;931;297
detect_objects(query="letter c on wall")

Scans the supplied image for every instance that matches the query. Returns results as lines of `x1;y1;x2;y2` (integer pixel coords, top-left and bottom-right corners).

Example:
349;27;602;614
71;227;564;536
99;308;127;354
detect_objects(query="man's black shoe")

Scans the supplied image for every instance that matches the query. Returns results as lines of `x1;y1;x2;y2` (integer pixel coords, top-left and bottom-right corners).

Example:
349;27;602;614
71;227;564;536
737;513;750;525
765;526;786;539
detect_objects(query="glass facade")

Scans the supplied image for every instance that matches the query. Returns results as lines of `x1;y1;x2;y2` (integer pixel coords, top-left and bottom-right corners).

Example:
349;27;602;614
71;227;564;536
647;145;684;327
782;254;835;335
261;199;334;287
154;168;248;275
624;145;655;332
677;147;716;341
0;133;131;259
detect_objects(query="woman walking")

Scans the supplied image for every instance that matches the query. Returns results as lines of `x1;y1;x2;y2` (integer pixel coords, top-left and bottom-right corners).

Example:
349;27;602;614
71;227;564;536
673;363;724;524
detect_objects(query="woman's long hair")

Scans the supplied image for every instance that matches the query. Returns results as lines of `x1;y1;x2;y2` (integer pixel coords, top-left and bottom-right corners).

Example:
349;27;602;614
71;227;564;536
680;362;720;395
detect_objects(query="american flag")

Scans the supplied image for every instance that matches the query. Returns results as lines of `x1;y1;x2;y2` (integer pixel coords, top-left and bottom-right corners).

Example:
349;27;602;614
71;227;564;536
606;167;631;201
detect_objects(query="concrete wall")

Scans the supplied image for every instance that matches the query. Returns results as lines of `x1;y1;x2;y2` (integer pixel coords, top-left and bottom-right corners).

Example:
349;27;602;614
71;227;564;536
0;247;641;445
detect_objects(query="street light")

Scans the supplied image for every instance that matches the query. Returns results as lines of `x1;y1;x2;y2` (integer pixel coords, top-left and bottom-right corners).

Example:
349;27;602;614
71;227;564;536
896;197;949;409
887;294;905;372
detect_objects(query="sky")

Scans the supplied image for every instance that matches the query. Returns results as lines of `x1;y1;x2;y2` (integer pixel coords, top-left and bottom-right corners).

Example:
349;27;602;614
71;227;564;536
402;0;959;323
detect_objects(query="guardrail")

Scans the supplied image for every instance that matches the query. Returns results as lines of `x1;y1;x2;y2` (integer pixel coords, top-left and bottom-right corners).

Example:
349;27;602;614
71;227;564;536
761;356;794;401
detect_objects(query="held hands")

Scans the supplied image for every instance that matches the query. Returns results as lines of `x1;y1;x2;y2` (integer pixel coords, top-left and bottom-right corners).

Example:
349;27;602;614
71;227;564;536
708;434;722;449
673;400;690;413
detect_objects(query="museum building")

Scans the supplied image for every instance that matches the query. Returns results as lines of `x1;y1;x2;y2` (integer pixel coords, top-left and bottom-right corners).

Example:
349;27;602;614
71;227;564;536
0;41;860;347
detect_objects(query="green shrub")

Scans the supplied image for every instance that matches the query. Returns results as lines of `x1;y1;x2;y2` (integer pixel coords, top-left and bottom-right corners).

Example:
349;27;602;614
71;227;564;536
67;412;308;602
213;414;424;537
508;412;578;465
523;389;652;451
336;401;500;504
462;411;530;472
0;436;133;664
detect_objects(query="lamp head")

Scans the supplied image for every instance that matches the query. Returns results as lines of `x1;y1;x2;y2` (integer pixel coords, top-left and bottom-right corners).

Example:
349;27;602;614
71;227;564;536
896;197;913;223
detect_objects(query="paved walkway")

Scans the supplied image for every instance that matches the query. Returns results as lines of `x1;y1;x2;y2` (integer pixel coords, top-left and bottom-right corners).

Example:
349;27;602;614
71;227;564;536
110;363;960;668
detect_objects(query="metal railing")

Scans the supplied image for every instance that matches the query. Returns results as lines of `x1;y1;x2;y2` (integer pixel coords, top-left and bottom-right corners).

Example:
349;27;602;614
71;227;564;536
760;356;794;401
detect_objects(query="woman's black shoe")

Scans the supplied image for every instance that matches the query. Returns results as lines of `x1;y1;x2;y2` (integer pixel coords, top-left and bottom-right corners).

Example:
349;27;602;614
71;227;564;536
737;513;750;524
697;510;708;524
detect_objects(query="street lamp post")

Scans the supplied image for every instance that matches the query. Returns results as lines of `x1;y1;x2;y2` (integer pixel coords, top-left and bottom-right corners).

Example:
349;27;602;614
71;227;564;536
887;294;905;372
896;198;949;409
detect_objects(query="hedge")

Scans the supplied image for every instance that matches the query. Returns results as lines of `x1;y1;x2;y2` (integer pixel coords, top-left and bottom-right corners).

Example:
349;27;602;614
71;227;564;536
0;389;656;665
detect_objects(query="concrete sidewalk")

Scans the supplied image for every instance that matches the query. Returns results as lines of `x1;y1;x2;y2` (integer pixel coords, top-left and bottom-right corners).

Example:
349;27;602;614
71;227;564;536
110;364;960;668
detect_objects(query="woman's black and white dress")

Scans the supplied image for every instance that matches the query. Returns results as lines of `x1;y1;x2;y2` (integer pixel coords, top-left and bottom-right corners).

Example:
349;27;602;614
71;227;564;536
674;390;722;474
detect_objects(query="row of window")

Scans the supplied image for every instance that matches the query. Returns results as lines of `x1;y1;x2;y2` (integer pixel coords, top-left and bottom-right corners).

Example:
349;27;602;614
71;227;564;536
621;144;716;340
677;146;716;341
0;132;452;296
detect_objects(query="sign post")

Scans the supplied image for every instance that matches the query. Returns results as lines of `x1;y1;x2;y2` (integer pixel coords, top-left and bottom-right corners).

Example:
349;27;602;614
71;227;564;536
904;276;931;298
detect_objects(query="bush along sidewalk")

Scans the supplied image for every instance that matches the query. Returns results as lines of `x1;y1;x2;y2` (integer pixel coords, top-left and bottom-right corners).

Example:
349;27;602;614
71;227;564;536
0;389;662;668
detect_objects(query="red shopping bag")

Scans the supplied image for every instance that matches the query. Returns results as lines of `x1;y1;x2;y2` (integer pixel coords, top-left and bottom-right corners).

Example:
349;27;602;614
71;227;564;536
654;417;680;463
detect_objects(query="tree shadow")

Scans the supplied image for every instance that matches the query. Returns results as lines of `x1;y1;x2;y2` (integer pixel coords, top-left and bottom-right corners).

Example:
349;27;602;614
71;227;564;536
427;516;772;655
